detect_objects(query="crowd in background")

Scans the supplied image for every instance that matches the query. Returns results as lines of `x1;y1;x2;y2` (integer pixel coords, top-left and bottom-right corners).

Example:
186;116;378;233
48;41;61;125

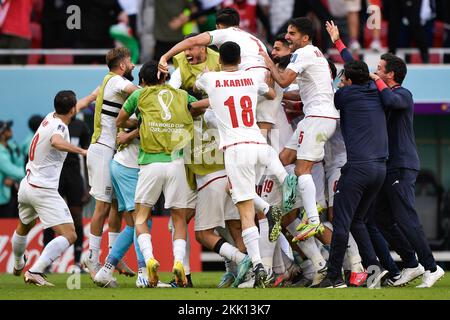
1;0;450;65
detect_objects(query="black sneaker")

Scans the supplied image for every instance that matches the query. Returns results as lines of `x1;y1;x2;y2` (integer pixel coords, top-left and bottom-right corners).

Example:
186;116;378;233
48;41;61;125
253;263;267;288
344;270;351;286
317;276;347;288
266;206;283;242
186;274;194;288
384;273;401;287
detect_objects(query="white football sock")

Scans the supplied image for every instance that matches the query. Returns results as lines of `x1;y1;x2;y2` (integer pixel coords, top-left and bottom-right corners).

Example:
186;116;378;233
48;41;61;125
108;232;120;252
88;233;102;263
253;196;270;215
345;233;364;273
272;241;286;275
278;233;294;260
137;233;154;262
300;259;316;280
297;237;326;270
297;174;320;224
242;226;262;266
219;242;246;264
259;218;276;271
12;231;27;270
286;218;302;238
29;236;70;274
173;238;186;263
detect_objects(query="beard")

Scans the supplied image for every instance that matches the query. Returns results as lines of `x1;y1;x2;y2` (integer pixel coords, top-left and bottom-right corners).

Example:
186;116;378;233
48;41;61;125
124;69;134;81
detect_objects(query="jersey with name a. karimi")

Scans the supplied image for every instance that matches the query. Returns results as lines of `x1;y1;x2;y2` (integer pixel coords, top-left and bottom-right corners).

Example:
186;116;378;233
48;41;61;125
26;112;70;189
208;27;266;71
196;70;268;149
287;44;339;118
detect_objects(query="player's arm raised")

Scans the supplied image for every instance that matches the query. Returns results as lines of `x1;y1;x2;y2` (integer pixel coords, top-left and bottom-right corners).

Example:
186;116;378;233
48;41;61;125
259;48;297;88
158;32;211;76
51;134;87;157
75;86;99;113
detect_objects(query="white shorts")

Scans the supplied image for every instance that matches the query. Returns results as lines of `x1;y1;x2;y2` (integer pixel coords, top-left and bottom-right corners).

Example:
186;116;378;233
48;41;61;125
18;179;73;229
194;171;240;231
251;68;279;125
286;117;337;162
259;163;326;210
225;143;281;204
87;143;115;203
134;158;197;209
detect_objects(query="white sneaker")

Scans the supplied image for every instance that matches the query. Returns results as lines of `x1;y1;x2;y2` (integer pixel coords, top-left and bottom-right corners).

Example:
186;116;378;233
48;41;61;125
93;266;117;288
392;264;425;287
82;254;102;281
416;266;445;288
156;280;172;288
136;267;149;288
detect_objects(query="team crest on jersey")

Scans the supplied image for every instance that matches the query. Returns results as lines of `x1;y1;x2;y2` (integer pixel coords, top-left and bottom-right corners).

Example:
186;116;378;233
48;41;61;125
158;89;173;121
290;54;298;63
57;124;65;132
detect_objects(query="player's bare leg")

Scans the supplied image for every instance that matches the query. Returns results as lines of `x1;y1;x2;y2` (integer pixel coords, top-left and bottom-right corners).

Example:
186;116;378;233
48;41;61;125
25;223;77;287
84;199;111;279
12;219;36;276
171;208;189;287
135;204;159;287
235;199;267;288
294;159;325;240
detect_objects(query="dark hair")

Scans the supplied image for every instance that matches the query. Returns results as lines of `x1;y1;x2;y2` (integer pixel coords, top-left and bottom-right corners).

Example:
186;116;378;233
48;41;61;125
54;90;77;115
28;114;44;132
381;53;407;84
277;54;292;70
288;17;314;41
343;60;370;85
219;41;241;65
139;60;160;85
274;33;290;47
106;47;131;70
327;58;337;80
216;7;240;27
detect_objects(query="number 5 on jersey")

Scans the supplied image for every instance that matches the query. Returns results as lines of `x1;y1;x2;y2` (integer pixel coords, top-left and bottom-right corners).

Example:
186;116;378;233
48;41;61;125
224;95;254;128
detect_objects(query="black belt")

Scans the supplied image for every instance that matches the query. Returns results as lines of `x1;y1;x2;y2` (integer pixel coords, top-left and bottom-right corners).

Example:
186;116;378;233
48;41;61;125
103;99;122;109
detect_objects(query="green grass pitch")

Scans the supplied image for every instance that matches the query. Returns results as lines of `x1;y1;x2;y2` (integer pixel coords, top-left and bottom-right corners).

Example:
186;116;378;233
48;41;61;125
0;272;449;300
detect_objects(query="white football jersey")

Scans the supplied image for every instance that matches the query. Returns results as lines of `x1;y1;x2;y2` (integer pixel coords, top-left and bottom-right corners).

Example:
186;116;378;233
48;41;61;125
287;44;339;118
271;84;293;153
97;75;133;149
113;115;139;169
196;70;268;149
26;112;70;189
208;27;266;71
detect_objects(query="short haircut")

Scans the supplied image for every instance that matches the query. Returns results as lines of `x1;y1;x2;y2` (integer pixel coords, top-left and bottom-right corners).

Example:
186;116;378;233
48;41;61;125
274;33;290;47
139;60;159;85
105;47;131;70
381;53;407;84
54;90;76;115
288;17;314;41
277;54;292;70
343;60;370;85
216;7;240;27
219;41;240;65
327;58;337;80
28;114;44;132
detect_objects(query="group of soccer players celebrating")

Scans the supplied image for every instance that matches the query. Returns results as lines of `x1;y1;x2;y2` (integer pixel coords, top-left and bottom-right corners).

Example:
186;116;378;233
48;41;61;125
11;7;444;289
